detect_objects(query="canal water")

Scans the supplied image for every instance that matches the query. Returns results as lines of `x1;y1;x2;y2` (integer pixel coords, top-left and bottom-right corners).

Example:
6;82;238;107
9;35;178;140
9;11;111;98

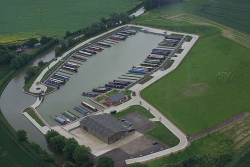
0;49;55;150
37;32;164;126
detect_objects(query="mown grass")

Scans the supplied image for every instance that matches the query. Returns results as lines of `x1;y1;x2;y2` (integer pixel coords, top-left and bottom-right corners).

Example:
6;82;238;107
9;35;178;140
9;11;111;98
106;89;119;96
147;116;250;167
192;0;250;35
95;95;106;102
114;105;155;118
0;0;139;43
142;34;250;135
145;121;180;148
26;109;45;127
0;65;12;80
122;90;132;95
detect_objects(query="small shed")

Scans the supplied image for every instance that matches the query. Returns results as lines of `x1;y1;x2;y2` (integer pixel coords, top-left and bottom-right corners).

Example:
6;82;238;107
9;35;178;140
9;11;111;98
105;92;126;105
34;43;41;48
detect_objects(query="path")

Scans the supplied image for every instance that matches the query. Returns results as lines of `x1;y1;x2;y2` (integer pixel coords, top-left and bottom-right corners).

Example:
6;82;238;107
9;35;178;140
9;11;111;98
187;113;247;142
27;24;199;164
102;25;199;164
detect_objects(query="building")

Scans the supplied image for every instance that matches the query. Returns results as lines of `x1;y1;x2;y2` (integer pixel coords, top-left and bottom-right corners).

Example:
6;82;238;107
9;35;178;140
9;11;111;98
80;114;135;144
34;43;41;48
104;92;126;106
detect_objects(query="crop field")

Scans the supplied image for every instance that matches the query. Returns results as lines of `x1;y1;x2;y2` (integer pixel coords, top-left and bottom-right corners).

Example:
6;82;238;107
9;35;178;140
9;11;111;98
0;124;44;167
141;34;250;135
192;0;250;35
0;0;139;43
147;115;250;167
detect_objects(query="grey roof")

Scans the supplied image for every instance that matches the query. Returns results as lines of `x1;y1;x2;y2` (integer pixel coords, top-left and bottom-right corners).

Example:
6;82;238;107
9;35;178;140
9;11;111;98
80;114;133;138
109;92;125;102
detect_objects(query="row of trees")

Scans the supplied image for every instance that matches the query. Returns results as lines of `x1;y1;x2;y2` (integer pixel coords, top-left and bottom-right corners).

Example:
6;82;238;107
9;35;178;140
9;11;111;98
144;0;183;11
45;130;116;167
16;129;55;163
55;12;132;56
24;60;46;84
0;45;16;65
45;130;93;167
11;39;58;69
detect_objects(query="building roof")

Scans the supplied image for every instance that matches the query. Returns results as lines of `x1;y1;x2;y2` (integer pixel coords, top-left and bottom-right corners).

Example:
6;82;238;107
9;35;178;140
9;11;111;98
109;92;125;102
80;114;133;138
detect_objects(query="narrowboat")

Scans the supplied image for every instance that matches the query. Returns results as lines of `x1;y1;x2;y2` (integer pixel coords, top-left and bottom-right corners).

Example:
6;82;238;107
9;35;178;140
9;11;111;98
74;106;88;115
82;92;98;97
87;45;103;51
54;73;69;80
81;102;98;111
105;84;124;89
78;50;92;56
165;35;182;40
62;66;78;72
96;42;111;47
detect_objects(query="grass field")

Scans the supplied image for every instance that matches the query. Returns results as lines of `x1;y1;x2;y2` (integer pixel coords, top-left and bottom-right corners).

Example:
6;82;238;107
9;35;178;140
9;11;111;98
147;116;250;167
0;0;140;43
113;105;155;118
141;34;250;135
0;66;12;80
192;0;250;35
0;122;45;167
145;121;180;148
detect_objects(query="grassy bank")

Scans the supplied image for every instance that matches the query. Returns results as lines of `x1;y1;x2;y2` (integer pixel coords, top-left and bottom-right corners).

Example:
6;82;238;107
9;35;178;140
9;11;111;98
0;66;12;80
26;108;45;127
142;34;250;135
147;116;250;167
145;121;180;148
114;105;155;118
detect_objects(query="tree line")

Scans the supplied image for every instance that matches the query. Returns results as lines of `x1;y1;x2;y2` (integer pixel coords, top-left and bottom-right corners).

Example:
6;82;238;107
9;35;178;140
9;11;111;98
144;0;183;11
11;38;57;69
55;11;132;56
45;130;115;167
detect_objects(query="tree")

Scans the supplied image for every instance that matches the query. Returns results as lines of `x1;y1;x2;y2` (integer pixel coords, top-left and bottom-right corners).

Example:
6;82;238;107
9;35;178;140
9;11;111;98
54;45;61;57
17;130;27;141
67;36;75;46
66;31;72;37
110;12;120;26
49;135;66;152
27;38;39;47
40;36;52;45
16;55;25;67
45;130;59;142
26;66;38;78
144;0;153;11
63;138;78;159
59;39;69;51
100;22;107;31
64;161;76;167
100;17;107;23
97;156;115;167
120;12;131;24
40;149;55;163
38;60;46;68
20;53;30;63
73;145;92;167
11;58;20;69
129;162;149;167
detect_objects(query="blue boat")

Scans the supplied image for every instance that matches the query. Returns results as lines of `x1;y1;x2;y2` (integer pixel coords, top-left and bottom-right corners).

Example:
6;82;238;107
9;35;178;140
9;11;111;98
74;106;88;115
128;69;148;74
45;82;60;89
81;49;97;54
54;73;69;80
82;92;98;97
105;84;124;89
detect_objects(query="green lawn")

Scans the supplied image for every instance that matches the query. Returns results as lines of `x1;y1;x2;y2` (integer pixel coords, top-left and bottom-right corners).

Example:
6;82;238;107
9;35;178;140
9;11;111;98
141;34;250;135
122;90;132;95
114;105;155;118
27;109;45;127
145;121;180;148
95;95;106;102
147;116;250;167
192;0;250;35
106;89;120;96
0;65;12;80
0;0;140;43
